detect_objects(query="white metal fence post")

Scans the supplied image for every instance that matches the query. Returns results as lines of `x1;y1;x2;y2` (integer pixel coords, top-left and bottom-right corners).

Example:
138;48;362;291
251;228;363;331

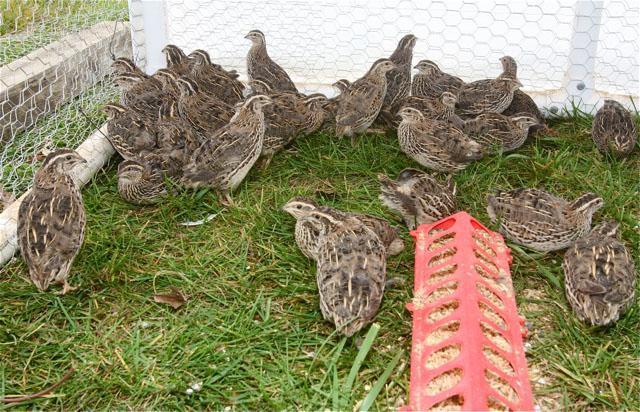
129;0;169;74
563;0;604;113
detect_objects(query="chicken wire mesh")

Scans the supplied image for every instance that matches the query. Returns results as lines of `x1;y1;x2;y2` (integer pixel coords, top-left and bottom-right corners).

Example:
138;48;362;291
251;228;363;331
0;0;129;201
131;0;638;109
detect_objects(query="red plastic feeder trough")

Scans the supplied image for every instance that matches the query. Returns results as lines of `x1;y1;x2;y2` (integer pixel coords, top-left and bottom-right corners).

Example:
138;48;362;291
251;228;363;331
403;211;533;411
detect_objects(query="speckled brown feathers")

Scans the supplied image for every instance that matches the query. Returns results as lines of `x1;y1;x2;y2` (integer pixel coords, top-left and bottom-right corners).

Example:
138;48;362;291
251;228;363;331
379;34;417;125
117;159;167;205
411;60;464;100
245;30;298;92
378;168;457;229
463;113;538;152
563;221;636;326
397;107;484;172
487;188;604;252
175;76;234;136
188;49;245;105
591;100;637;157
18;149;87;293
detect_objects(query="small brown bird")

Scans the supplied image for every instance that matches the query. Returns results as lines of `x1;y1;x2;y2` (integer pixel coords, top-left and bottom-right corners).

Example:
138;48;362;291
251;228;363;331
18;149;87;293
397;107;483;172
188;49;245;105
411;60;464;100
487;188;604;252
591;100;637;157
378;168;457;229
117;159;168;205
112;72;165;121
282;197;404;258
456;57;522;116
315;213;387;337
155;99;202;177
378;34;417;126
321;79;352;131
335;58;397;144
245;30;298;92
175;76;234;137
181;95;272;205
563;220;636;326
462;112;539;152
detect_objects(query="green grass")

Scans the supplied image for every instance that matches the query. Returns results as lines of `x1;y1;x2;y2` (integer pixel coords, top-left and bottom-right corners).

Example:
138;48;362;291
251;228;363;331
0;0;128;65
0;116;638;410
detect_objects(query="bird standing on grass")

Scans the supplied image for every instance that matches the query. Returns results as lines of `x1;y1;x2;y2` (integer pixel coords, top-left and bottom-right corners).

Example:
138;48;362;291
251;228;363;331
245;30;298;92
18;149;87;294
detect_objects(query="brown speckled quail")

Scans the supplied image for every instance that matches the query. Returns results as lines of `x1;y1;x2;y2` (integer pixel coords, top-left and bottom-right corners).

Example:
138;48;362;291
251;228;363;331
245;30;298;92
181;95;272;205
315;213;387;337
175;76;234;137
18;149;87;294
497;56;546;131
592;100;637;157
117;159;167;205
399;92;464;128
463;112;539;152
563;220;636;326
188;49;245;105
378;34;417;126
161;44;191;75
456;57;522;117
102;102;157;160
282;197;404;258
411;60;465;100
378;168;457;229
335;58;397;144
487;188;604;252
113;72;165;121
321;79;351;131
397;107;484;172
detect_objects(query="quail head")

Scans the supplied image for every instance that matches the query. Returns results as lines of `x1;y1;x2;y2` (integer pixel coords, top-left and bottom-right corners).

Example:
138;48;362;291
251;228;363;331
487;188;604;252
102;102;157;160
188;49;245;105
378;168;457;230
181;94;272;205
18;149;87;294
411;60;465;100
397;107;484;172
245;29;298;92
463;112;539;152
161;44;191;75
378;34;417;126
117;159;168;206
563;220;636;326
591;99;637;157
335;58;397;144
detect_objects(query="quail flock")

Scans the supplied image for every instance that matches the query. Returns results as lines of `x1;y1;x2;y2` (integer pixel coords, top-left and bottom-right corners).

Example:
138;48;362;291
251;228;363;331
16;31;637;333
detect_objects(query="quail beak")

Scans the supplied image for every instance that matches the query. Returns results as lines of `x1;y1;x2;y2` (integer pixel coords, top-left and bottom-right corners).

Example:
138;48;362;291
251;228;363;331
244;34;251;40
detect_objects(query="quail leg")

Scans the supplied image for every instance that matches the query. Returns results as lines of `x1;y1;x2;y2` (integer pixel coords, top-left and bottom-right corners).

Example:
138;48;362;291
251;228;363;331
55;279;78;295
219;192;235;207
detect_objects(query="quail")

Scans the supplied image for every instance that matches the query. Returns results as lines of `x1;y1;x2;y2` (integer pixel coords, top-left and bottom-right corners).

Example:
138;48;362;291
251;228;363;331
112;72;165;121
399;92;464;128
245;30;298;92
175;76;234;137
378;168;457;229
563;220;636;326
335;58;397;144
17;149;87;294
411;59;464;100
161;44;191;75
102;102;157;160
181;95;272;205
462;112;539;152
397;107;484;172
486;188;604;252
188;49;245;105
321;79;351;131
378;34;417;126
591;99;637;157
117;159;168;205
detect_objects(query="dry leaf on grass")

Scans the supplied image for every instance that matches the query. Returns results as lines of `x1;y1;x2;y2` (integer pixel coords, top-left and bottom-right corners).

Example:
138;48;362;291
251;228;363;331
153;287;188;309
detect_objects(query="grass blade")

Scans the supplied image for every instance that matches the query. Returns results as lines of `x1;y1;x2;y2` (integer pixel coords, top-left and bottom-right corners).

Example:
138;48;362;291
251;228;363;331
342;323;381;407
359;351;403;411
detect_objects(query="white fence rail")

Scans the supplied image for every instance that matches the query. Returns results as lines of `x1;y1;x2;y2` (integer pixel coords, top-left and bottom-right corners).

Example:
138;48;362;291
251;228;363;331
129;0;639;114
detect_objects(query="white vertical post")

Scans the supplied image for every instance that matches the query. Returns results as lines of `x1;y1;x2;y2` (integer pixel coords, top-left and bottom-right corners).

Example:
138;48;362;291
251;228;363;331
130;0;169;74
564;0;604;112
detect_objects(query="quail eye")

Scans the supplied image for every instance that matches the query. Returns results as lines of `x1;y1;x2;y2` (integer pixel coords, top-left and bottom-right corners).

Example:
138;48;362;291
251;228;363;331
296;205;302;209
66;155;72;160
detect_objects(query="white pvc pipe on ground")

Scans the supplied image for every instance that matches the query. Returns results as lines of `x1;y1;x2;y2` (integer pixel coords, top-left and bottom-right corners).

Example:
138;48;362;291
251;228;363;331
0;124;114;268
